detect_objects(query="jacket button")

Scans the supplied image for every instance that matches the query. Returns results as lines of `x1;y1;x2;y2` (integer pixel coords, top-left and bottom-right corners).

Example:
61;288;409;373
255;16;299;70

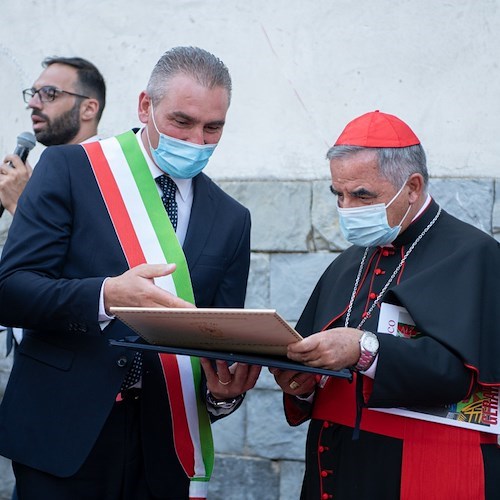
117;356;128;368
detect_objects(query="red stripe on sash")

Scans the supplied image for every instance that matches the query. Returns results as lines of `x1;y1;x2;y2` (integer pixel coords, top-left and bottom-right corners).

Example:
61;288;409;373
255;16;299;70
83;142;145;267
159;354;196;476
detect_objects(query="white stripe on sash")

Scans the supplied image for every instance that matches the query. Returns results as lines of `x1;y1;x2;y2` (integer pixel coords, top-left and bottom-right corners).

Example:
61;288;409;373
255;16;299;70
100;137;176;295
177;356;206;477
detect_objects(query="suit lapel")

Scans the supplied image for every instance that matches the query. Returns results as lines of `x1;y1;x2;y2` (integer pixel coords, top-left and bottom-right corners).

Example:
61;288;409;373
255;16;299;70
183;173;218;269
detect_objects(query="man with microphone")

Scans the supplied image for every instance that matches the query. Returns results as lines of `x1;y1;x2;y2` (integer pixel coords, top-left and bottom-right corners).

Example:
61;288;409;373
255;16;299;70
0;55;106;348
0;56;106;500
0;56;106;215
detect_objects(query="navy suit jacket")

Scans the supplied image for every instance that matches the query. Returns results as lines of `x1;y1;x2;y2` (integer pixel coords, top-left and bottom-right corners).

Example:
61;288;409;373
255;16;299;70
0;142;251;495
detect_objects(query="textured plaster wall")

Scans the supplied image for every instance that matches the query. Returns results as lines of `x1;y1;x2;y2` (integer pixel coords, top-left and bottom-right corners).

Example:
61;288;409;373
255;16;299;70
1;1;500;180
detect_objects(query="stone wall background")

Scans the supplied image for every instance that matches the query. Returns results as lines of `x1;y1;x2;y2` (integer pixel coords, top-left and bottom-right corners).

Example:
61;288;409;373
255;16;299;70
0;177;498;499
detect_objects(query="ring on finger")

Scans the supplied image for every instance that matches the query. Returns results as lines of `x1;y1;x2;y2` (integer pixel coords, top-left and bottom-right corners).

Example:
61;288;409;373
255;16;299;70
218;377;232;386
289;380;300;390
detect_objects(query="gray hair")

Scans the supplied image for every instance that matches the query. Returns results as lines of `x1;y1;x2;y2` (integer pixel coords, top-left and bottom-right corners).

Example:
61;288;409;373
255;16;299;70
146;46;232;106
326;144;429;189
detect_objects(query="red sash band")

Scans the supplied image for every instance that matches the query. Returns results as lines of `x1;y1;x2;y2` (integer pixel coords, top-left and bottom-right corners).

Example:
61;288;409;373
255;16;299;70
312;376;494;499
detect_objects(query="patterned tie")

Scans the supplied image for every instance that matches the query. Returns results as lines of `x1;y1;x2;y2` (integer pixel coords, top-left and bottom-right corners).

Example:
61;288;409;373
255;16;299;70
120;175;178;392
120;351;143;391
156;174;178;231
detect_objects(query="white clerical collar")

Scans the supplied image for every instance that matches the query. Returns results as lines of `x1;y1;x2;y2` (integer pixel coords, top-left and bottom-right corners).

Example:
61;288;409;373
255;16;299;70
135;127;192;202
383;194;433;248
412;194;432;221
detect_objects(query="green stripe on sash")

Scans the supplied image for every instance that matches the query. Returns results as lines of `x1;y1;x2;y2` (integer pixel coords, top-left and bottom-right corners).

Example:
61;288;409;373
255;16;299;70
115;131;195;303
191;356;214;478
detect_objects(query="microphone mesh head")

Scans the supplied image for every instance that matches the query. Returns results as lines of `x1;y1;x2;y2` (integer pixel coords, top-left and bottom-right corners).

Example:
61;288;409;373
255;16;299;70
17;131;36;151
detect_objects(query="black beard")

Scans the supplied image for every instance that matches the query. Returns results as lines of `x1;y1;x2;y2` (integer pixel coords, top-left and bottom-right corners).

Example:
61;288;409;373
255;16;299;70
35;101;81;146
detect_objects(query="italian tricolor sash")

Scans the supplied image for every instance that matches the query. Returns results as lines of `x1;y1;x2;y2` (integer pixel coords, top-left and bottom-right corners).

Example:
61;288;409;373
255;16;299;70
83;131;214;499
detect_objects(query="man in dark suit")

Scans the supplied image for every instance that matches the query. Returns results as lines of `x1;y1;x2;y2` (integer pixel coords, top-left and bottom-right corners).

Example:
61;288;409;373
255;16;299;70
0;55;106;500
1;56;106;368
0;46;260;499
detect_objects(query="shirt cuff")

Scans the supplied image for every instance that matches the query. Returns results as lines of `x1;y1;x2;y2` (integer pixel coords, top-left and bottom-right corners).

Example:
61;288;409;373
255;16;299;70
99;278;114;329
295;391;315;403
360;354;379;379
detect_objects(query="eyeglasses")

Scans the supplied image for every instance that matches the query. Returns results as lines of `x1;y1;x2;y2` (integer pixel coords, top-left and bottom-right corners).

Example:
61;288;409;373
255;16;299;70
22;86;90;104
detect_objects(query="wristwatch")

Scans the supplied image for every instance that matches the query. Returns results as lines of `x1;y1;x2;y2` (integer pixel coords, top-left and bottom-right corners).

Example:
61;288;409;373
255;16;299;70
206;392;243;409
354;331;379;372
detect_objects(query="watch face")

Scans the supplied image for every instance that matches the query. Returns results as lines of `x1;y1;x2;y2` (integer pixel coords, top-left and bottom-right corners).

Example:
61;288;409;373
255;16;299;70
362;334;379;353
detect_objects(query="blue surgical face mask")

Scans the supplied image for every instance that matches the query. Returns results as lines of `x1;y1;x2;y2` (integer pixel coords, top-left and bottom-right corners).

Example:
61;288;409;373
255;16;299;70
337;181;412;247
146;103;217;179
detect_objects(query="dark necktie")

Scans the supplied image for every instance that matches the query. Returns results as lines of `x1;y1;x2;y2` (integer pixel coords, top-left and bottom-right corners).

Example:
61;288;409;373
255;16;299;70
120;175;179;391
5;327;14;356
120;351;143;391
156;174;178;231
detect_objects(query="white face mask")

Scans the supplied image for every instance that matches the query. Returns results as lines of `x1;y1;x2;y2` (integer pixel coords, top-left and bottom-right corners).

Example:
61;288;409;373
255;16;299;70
337;181;411;247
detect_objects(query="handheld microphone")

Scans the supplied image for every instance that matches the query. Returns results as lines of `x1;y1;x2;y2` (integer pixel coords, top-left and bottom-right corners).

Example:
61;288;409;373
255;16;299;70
12;131;36;164
0;131;37;217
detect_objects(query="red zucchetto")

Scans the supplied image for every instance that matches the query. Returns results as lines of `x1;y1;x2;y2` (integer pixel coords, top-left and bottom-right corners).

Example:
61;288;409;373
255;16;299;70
334;110;420;148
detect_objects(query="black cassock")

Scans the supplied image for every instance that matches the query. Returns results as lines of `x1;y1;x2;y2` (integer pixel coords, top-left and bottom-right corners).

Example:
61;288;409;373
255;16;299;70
285;199;500;500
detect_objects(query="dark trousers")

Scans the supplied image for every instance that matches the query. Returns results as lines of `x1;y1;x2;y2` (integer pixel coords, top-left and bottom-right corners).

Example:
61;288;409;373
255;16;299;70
13;390;162;500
